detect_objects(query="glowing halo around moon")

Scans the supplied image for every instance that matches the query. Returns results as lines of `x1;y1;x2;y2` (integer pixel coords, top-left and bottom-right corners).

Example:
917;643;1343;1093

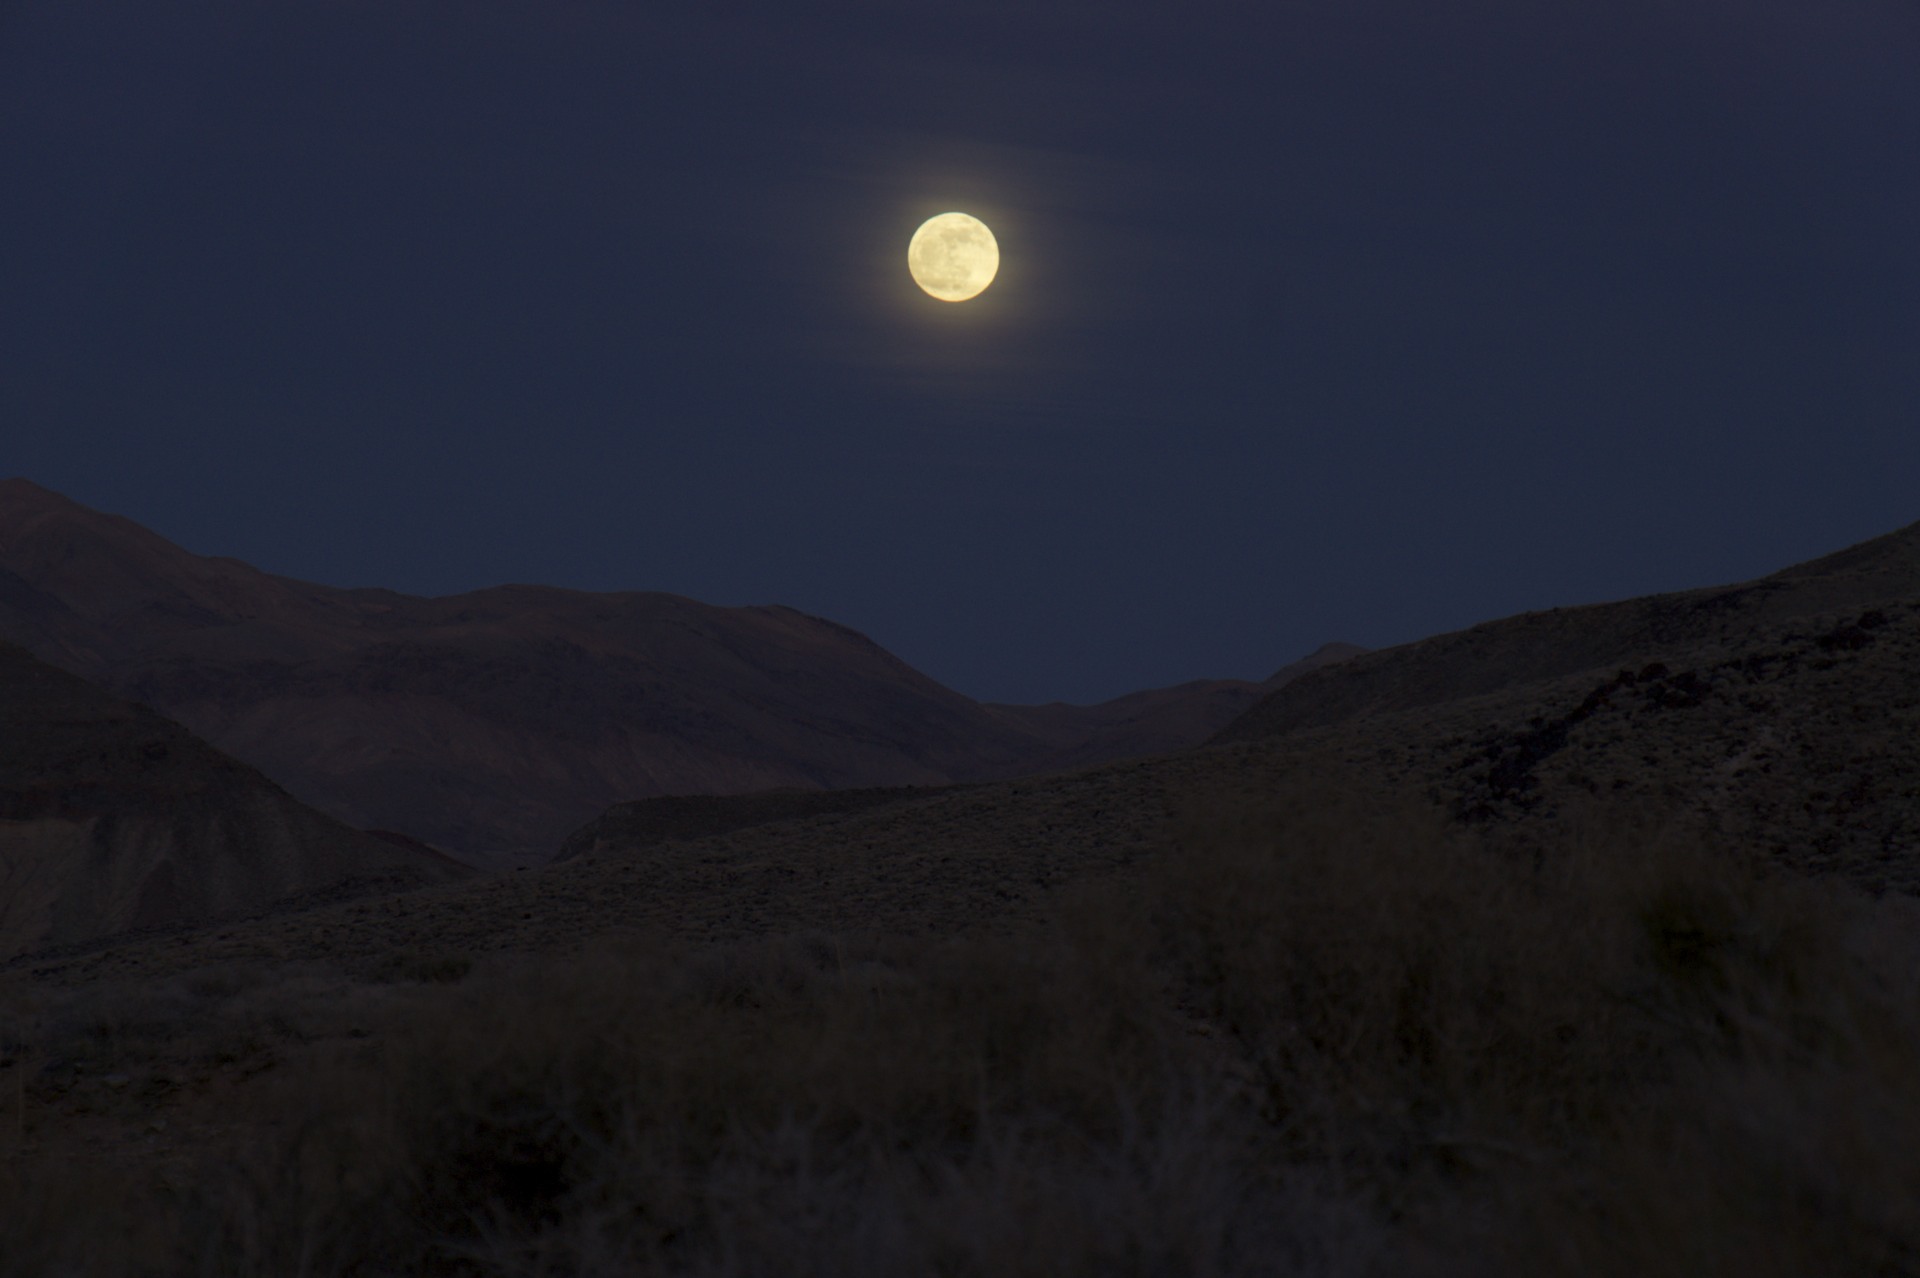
907;212;999;302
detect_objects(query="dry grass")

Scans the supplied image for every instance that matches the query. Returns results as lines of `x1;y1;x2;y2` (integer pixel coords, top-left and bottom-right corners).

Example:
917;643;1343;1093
1146;790;1920;1274
3;787;1917;1275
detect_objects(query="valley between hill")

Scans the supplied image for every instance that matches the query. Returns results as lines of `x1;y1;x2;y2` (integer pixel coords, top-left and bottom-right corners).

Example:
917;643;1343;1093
4;505;1918;1276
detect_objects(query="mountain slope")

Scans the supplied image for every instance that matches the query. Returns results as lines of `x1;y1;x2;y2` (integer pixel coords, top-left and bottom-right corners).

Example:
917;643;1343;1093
0;641;467;960
31;583;1920;994
983;643;1364;774
0;481;1271;865
1214;520;1920;744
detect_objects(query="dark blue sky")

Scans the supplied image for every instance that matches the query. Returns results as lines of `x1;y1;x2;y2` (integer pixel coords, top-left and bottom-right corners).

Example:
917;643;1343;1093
4;0;1916;703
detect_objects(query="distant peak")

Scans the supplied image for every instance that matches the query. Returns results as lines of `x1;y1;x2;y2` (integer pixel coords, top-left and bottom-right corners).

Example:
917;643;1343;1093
1263;640;1366;686
0;479;99;520
0;480;139;542
0;477;65;499
1764;516;1920;584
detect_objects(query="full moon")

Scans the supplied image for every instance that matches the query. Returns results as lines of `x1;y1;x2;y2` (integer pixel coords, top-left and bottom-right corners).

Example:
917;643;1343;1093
907;212;999;302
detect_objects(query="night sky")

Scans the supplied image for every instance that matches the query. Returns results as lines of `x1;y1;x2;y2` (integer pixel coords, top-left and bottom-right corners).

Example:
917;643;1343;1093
4;1;1916;705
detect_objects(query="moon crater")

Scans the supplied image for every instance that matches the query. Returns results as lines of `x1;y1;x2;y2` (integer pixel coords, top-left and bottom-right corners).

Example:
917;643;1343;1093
907;212;999;302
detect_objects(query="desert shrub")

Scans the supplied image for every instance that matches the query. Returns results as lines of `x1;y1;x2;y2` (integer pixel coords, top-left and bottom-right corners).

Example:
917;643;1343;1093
1143;784;1920;1270
160;924;1369;1277
0;1160;174;1278
1466;885;1920;1278
372;947;474;985
1146;791;1662;1188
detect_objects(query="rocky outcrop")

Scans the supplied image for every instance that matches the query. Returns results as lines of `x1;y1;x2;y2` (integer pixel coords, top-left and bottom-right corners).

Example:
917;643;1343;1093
1214;520;1920;744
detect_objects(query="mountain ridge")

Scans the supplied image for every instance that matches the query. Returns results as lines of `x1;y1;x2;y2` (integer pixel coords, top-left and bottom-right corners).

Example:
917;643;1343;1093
1213;518;1920;745
0;480;1312;865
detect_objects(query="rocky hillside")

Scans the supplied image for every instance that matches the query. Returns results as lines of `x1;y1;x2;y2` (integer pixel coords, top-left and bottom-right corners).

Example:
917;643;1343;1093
1214;519;1920;744
0;641;467;960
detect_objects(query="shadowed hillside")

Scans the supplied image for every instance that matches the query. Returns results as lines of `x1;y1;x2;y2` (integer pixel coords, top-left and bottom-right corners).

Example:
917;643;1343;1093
0;480;1287;867
0;642;467;960
26;589;1920;993
1214;519;1920;745
986;642;1364;773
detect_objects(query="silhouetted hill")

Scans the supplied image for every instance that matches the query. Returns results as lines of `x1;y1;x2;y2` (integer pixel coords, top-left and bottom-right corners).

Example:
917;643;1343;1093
27;574;1920;992
1262;640;1367;684
0;641;467;959
981;643;1363;774
1214;520;1920;744
0;481;1276;866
